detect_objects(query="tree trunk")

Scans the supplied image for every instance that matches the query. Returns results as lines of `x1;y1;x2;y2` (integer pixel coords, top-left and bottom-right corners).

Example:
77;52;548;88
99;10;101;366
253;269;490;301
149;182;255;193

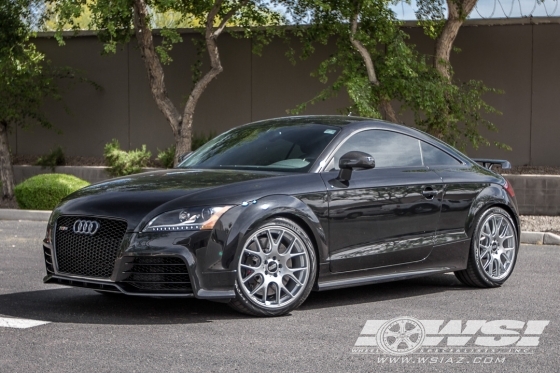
132;0;246;166
0;121;15;201
132;0;182;152
434;0;477;80
381;99;398;123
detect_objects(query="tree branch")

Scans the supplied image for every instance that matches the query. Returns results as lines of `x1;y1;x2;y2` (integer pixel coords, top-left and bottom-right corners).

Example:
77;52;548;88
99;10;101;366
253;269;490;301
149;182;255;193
132;0;181;134
434;0;477;80
349;10;379;86
213;0;250;38
179;0;247;158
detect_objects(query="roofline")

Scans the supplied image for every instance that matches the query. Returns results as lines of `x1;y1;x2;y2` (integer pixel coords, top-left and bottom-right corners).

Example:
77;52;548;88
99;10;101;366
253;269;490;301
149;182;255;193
34;16;560;38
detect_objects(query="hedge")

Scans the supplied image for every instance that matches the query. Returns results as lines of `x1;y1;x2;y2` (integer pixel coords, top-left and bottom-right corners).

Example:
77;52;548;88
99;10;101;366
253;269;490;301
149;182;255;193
15;174;90;210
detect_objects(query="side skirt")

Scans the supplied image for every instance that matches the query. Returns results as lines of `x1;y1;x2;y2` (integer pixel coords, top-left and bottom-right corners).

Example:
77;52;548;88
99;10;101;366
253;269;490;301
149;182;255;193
315;238;471;291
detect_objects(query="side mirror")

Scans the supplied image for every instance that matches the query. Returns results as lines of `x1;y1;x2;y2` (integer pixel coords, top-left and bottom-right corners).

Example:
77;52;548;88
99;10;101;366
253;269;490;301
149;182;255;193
337;151;375;181
178;151;192;164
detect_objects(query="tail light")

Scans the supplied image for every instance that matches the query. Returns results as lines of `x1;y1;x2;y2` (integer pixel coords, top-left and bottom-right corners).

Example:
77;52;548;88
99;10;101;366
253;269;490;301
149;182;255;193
503;180;515;198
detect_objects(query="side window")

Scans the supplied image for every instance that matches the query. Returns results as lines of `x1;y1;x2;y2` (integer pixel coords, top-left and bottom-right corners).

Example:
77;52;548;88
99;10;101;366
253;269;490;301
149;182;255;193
420;141;461;166
329;130;423;170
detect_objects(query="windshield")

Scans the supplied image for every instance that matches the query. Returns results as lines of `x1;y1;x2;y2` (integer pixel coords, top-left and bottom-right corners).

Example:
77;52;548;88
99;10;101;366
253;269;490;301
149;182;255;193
178;120;341;173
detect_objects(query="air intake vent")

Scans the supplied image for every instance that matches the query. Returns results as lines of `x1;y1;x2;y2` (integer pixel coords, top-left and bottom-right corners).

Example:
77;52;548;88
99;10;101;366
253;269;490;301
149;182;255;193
121;256;192;293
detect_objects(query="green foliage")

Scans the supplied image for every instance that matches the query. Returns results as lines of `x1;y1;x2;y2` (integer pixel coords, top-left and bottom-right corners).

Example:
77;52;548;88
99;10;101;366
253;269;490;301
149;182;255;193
103;139;152;177
281;0;505;151
1;0;98;131
157;145;175;168
1;0;56;130
48;0;285;67
15;174;89;210
192;131;216;151
35;146;66;171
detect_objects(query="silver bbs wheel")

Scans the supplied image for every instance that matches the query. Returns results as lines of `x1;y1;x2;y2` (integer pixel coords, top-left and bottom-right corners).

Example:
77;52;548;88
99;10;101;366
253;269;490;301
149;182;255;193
476;212;517;281
237;225;311;310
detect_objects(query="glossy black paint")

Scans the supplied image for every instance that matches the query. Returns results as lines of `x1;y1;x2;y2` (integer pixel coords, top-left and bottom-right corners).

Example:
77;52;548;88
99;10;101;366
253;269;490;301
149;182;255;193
43;116;519;300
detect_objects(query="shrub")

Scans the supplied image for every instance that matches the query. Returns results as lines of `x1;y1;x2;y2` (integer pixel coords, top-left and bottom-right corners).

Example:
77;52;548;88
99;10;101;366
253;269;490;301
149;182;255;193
157;145;175;169
103;139;151;177
15;174;90;210
35;146;66;172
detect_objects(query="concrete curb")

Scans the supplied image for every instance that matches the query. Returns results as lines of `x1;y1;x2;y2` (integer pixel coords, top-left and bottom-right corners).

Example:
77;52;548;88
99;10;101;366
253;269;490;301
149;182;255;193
1;209;560;245
520;231;560;245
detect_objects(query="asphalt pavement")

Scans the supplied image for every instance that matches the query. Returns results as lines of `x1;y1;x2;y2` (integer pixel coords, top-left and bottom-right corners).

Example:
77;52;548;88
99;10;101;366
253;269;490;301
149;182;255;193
0;220;558;373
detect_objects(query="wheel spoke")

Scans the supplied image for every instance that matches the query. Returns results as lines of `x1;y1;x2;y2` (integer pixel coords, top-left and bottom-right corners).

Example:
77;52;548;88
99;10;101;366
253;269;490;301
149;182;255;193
405;326;421;336
286;273;303;286
250;281;265;296
242;271;259;283
275;283;281;305
262;282;269;301
281;284;294;298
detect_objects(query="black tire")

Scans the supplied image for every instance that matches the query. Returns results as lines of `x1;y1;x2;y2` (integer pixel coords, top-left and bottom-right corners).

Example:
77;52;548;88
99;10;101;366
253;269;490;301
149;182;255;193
454;206;519;288
229;217;317;317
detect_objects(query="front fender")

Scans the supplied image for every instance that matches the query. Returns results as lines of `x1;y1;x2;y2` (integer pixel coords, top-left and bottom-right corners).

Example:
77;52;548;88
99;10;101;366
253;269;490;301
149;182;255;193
213;195;327;273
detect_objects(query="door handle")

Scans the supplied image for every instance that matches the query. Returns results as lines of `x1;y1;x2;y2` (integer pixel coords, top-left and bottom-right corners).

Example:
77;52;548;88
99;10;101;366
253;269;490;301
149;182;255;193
422;187;437;200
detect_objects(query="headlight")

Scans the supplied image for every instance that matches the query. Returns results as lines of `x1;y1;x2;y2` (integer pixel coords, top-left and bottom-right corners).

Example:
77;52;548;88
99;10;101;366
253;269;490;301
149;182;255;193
143;206;233;232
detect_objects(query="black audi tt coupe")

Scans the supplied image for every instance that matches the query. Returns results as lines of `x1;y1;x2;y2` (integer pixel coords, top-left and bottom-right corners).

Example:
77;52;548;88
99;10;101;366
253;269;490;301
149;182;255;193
43;116;520;316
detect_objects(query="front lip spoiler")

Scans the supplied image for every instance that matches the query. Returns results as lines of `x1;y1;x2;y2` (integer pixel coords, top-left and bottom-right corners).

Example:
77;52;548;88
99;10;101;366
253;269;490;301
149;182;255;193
43;274;236;299
43;274;195;298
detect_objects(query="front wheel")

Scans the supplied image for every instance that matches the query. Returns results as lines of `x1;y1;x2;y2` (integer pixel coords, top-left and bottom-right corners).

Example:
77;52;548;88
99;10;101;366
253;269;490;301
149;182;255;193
229;217;317;317
455;207;519;288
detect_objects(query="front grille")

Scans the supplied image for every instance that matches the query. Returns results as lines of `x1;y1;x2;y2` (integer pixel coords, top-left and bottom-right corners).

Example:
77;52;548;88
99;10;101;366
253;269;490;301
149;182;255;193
54;216;127;278
122;257;192;293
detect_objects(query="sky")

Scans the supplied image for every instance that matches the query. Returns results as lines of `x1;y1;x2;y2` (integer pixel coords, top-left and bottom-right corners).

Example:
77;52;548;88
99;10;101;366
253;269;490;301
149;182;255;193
389;0;559;20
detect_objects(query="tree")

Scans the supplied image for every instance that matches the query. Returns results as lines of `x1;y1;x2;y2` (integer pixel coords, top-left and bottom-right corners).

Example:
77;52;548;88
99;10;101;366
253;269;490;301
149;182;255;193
282;0;506;151
416;0;477;80
414;0;508;150
50;0;283;165
0;0;75;202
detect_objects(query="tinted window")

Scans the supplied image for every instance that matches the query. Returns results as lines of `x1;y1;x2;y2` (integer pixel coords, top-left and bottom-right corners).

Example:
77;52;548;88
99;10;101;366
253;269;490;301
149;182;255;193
330;130;423;170
179;122;340;172
420;141;461;166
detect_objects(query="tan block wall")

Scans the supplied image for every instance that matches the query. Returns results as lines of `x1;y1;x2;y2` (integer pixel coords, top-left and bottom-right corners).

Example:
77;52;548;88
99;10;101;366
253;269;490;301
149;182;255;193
16;21;560;166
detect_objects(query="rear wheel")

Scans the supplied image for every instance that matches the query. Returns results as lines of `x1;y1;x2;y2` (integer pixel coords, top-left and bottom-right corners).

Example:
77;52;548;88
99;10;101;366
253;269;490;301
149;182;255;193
455;207;518;287
229;217;317;317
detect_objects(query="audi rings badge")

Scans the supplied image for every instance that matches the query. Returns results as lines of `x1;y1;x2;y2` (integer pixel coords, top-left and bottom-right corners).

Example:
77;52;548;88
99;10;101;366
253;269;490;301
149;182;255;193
72;220;100;235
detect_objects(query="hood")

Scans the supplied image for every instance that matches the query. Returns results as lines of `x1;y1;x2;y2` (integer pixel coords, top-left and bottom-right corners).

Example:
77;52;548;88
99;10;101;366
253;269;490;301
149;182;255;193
54;169;279;230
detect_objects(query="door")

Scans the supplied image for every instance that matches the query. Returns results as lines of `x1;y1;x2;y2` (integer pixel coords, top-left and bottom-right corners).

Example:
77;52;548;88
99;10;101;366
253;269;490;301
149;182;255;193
322;130;443;273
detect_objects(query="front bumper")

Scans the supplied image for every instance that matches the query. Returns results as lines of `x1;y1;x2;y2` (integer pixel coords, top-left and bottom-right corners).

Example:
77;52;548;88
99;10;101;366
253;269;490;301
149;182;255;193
43;228;237;300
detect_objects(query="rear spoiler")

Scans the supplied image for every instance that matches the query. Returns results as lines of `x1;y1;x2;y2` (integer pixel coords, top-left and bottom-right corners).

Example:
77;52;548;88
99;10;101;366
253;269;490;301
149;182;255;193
472;158;511;170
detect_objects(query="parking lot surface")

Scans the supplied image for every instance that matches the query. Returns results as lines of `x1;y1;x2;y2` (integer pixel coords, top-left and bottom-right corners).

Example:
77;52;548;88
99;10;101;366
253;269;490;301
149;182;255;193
0;220;558;373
